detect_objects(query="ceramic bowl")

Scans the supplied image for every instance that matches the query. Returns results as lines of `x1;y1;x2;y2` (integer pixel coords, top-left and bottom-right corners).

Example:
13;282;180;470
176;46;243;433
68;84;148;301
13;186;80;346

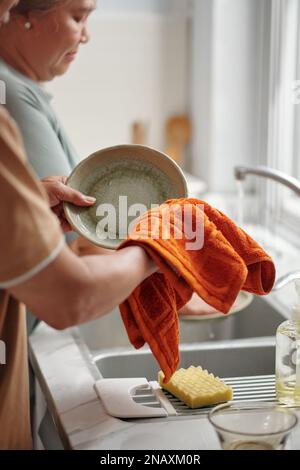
180;292;254;321
64;144;188;249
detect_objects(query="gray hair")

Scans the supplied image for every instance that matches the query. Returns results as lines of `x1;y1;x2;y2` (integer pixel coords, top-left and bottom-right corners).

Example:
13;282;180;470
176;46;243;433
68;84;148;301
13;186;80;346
13;1;67;15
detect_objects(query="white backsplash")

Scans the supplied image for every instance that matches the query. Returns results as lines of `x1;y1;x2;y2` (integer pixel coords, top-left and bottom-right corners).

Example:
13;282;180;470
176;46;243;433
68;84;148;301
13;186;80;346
48;11;189;160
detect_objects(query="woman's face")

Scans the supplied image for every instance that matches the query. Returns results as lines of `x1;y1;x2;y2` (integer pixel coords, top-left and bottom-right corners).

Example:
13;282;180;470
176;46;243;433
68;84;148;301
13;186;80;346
24;0;96;81
0;0;19;24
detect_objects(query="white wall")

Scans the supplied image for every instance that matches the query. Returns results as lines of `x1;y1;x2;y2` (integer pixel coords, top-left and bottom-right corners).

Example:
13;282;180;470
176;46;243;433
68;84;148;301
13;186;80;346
190;0;263;191
47;2;189;159
48;0;264;190
97;0;189;15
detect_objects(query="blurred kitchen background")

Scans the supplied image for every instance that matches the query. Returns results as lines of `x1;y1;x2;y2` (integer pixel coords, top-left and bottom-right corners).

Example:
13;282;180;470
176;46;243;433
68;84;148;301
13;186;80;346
48;0;300;252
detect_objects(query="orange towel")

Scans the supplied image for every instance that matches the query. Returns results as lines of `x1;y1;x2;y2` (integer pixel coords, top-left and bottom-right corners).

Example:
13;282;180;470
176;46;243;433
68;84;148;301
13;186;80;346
118;198;276;382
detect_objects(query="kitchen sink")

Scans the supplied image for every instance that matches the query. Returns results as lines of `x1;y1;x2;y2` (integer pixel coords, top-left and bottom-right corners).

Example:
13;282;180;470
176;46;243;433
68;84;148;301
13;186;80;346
79;296;283;353
179;296;283;343
93;337;276;381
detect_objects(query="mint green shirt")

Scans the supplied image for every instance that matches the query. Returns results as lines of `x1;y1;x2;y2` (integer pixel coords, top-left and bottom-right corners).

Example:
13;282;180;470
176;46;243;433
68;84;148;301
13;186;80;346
0;59;79;178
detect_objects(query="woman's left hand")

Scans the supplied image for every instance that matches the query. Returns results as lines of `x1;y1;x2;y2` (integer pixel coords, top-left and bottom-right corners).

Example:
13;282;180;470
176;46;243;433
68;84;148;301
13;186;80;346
41;176;96;232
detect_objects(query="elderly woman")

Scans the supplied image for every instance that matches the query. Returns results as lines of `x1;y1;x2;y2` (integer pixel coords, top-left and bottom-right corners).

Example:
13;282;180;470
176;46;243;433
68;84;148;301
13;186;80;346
0;0;95;177
0;0;160;450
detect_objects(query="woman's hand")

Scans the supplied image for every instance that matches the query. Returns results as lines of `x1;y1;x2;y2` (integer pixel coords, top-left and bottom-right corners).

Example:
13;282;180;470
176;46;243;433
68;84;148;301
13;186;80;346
178;293;218;317
41;176;96;232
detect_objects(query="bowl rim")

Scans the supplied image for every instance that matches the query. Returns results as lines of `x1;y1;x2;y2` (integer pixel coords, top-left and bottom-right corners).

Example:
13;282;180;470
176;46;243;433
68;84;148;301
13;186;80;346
63;144;188;248
180;292;253;321
208;400;298;436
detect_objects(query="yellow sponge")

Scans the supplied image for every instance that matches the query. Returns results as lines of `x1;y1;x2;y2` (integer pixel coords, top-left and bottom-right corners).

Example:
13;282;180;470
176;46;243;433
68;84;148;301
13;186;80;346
158;365;233;409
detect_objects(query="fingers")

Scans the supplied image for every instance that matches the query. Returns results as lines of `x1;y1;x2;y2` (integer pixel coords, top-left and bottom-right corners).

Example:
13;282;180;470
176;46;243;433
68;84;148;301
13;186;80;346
47;181;95;207
52;204;74;233
41;175;67;185
58;176;67;185
42;177;96;208
59;184;96;206
60;219;73;232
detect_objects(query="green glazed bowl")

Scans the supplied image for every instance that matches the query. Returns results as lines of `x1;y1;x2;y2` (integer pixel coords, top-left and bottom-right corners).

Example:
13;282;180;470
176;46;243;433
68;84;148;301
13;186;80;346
64;144;188;249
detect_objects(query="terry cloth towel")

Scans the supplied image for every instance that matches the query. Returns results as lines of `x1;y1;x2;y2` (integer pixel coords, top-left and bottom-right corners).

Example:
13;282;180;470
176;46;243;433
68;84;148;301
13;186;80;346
118;198;276;382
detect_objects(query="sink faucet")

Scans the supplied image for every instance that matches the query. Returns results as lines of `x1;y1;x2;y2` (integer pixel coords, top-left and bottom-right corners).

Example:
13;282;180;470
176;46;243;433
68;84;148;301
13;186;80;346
273;271;300;291
234;165;300;195
234;165;300;288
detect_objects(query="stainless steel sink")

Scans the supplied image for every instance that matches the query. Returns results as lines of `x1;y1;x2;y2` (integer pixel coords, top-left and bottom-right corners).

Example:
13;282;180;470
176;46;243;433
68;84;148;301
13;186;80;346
179;296;283;343
79;297;283;352
94;337;276;381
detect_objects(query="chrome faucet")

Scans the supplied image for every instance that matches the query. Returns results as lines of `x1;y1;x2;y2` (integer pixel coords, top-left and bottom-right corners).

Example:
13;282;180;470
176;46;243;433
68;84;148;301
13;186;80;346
234;165;300;291
234;165;300;195
273;271;300;291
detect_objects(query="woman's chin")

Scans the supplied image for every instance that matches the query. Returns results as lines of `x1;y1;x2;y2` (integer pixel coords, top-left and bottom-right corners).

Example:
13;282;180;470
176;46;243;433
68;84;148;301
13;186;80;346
51;63;72;79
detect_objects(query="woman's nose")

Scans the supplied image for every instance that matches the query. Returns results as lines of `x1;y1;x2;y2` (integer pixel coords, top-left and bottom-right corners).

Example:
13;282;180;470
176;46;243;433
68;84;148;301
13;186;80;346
81;25;90;44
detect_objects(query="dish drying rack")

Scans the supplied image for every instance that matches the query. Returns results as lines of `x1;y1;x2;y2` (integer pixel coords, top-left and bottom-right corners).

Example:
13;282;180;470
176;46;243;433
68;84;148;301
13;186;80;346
94;375;276;419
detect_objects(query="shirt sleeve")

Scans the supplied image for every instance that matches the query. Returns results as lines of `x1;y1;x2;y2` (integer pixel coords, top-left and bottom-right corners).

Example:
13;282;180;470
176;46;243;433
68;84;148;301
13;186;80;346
6;81;76;179
0;108;65;287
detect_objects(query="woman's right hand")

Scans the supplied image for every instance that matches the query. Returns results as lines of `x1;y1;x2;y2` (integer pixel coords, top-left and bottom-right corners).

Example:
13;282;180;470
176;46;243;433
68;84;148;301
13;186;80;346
41;176;96;232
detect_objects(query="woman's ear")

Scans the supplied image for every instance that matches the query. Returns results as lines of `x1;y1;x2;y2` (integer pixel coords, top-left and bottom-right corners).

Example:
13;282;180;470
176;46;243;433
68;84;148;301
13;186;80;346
10;13;31;32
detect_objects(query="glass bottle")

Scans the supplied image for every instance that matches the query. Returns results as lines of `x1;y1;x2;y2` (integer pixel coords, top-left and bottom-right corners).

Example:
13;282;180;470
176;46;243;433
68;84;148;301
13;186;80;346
276;281;300;406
